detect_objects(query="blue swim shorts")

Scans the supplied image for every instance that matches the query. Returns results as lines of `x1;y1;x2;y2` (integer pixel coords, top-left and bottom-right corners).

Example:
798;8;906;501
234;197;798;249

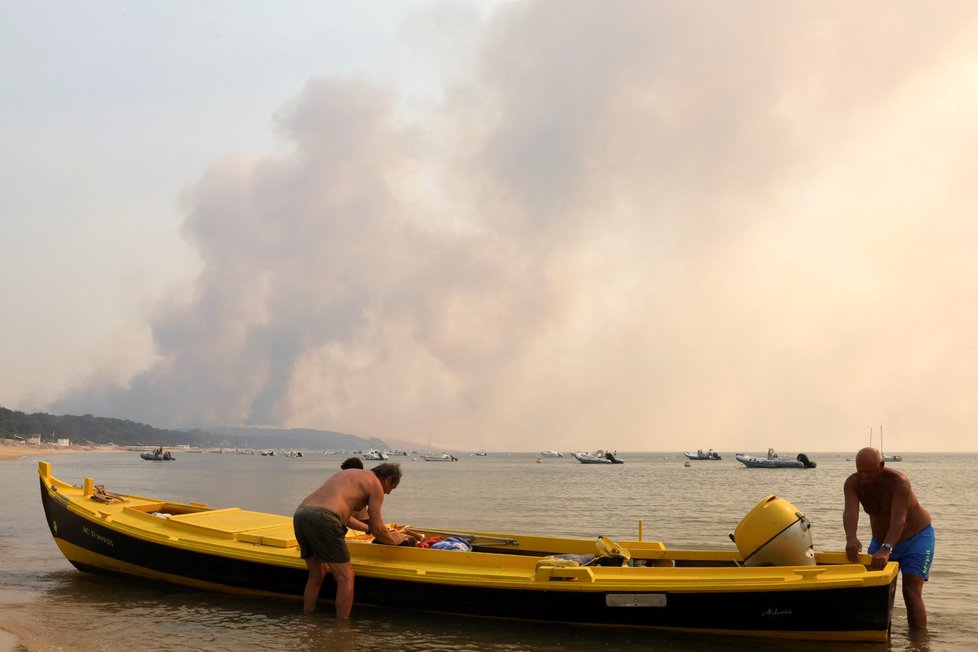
869;524;935;580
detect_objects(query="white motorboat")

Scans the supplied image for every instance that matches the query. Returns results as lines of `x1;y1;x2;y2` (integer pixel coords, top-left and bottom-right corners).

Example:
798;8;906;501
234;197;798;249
423;452;458;462
735;449;816;469
683;449;721;460
573;450;624;464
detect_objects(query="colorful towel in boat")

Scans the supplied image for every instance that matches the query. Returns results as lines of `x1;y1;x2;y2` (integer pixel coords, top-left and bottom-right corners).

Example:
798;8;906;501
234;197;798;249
429;537;473;552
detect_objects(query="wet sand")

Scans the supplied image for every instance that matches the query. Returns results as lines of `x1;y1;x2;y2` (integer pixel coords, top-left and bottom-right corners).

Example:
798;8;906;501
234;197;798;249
1;443;128;650
0;629;18;652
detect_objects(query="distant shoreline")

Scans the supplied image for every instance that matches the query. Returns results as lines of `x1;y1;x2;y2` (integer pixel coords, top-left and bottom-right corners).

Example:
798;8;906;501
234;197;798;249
0;442;129;462
0;444;963;464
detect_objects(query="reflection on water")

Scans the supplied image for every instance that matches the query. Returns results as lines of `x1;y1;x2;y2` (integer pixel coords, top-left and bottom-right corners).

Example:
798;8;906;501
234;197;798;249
2;452;977;650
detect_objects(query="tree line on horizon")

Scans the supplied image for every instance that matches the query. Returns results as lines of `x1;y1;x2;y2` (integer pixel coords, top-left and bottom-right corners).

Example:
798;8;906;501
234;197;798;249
0;406;387;450
0;406;209;446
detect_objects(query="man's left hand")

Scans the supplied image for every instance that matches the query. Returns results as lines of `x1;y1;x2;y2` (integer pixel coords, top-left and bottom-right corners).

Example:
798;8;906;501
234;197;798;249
870;547;891;569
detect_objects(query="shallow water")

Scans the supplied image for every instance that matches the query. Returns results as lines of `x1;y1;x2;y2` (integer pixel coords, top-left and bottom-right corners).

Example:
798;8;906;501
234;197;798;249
1;451;973;651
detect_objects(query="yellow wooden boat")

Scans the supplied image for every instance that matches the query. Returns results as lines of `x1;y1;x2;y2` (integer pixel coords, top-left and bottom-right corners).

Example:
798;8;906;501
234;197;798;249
37;461;897;641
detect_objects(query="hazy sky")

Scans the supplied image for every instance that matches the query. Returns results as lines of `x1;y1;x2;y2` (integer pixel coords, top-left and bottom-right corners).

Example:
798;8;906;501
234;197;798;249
4;1;978;452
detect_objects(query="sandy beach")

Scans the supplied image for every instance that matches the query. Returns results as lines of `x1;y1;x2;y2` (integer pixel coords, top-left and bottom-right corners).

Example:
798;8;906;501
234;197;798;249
0;442;129;462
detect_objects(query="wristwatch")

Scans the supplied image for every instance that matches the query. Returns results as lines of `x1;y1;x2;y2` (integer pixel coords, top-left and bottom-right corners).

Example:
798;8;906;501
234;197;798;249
880;543;893;553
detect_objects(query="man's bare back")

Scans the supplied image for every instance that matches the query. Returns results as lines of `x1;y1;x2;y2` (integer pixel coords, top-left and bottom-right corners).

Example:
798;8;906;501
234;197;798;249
301;468;403;545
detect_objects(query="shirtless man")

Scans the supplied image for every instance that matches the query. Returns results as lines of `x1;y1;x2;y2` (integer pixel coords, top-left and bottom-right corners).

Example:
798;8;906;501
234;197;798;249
293;462;408;617
843;447;935;629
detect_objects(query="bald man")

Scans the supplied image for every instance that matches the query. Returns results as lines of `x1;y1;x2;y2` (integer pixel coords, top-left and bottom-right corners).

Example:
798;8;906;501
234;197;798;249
843;447;935;629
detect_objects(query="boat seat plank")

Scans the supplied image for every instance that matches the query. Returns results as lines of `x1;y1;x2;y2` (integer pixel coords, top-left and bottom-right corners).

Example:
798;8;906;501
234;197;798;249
236;524;299;548
166;508;292;537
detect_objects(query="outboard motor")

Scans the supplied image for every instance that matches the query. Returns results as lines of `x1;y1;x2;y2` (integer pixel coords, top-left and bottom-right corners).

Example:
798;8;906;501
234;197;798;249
729;495;815;566
796;453;817;468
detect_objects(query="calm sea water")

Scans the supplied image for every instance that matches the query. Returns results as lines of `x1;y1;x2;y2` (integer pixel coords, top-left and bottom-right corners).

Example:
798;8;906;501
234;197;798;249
1;451;974;651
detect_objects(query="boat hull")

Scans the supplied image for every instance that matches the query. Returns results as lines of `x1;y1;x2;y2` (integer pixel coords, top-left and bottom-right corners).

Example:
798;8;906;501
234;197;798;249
574;452;624;464
735;454;815;469
683;451;721;460
37;461;895;641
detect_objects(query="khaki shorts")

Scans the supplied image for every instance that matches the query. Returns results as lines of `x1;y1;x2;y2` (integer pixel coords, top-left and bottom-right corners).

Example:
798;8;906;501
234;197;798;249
293;504;350;563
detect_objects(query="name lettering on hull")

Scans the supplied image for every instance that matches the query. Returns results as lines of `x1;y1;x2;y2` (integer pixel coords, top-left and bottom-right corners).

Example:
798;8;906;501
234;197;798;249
83;525;115;547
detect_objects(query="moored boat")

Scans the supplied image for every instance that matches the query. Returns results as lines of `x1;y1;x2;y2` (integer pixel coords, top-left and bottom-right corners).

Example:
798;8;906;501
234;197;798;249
140;451;174;461
423;452;458;462
735;449;816;469
683;449;721;460
573;450;624;464
872;426;901;462
37;461;896;642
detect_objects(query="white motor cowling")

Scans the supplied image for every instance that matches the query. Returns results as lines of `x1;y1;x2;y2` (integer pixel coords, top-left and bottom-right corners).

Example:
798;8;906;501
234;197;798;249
730;495;815;566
